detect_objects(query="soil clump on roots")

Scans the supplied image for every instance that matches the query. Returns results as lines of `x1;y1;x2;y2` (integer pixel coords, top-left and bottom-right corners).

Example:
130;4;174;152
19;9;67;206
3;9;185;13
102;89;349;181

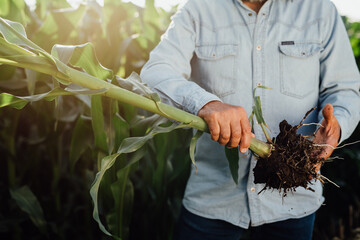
253;109;325;196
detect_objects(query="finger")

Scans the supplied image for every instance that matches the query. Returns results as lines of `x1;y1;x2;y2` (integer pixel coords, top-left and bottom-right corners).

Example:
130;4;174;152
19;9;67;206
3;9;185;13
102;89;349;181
208;119;220;142
322;104;335;124
239;118;252;153
218;121;231;145
318;146;334;160
309;163;321;180
228;121;241;148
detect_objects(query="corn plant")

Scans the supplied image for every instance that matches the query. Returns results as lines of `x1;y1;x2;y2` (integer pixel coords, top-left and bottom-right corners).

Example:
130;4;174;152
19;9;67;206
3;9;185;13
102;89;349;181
0;8;273;238
1;1;358;240
0;1;184;239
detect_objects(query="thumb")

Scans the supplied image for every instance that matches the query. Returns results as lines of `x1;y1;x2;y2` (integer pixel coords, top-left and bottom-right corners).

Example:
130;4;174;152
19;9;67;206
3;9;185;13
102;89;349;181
322;104;335;124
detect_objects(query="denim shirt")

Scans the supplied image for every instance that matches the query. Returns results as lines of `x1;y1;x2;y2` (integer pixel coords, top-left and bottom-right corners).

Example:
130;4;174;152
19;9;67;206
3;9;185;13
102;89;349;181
140;0;360;228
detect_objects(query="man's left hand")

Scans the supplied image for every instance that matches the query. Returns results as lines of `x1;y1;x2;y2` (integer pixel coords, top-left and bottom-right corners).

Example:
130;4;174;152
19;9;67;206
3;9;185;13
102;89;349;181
313;104;341;172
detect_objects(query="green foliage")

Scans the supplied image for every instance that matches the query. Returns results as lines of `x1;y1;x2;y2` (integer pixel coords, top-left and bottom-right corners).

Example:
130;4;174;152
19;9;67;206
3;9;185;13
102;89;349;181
224;147;239;184
0;1;186;240
344;17;360;66
10;186;48;235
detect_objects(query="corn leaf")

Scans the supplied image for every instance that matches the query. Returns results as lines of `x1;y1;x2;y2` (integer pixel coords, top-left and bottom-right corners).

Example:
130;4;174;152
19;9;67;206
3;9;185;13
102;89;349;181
10;186;47;235
189;130;203;171
107;167;134;239
0;0;10;16
69;116;93;172
52;43;113;81
253;96;266;125
0;87;107;110
116;72;154;98
91;95;108;153
90;121;186;236
0;88;67;109
224;147;239;184
0;18;50;57
32;4;87;51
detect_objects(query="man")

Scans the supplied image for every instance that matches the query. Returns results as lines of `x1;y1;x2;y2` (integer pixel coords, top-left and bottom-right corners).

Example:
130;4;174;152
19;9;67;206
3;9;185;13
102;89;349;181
140;0;360;239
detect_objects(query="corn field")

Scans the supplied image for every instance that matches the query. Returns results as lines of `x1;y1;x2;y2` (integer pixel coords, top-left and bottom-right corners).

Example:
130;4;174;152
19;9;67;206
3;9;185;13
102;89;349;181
0;1;359;240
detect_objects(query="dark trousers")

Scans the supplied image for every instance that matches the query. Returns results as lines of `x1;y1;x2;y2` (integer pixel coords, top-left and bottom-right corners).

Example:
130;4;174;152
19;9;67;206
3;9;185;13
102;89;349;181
173;206;315;240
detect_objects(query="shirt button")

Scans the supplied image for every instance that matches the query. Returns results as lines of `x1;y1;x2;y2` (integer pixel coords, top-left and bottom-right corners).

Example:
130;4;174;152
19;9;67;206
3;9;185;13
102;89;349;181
262;13;266;16
256;45;261;51
251;187;256;192
257;82;262;87
248;13;253;16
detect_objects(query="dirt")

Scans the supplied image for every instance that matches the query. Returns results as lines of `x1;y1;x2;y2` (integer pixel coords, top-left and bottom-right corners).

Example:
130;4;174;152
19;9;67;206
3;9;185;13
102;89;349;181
253;108;325;196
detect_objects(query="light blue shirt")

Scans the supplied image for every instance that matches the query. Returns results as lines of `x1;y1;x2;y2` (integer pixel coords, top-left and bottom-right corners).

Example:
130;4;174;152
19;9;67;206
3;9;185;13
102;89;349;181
140;0;360;228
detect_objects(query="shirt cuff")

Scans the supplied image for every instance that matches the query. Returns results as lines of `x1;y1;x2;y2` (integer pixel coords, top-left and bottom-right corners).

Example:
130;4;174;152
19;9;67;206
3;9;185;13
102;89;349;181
183;89;222;116
334;113;346;144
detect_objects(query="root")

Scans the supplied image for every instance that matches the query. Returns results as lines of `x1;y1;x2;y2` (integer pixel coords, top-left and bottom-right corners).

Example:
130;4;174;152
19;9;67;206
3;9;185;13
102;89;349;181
253;107;325;197
313;143;336;149
253;107;359;197
336;140;360;149
299;123;324;128
319;175;340;188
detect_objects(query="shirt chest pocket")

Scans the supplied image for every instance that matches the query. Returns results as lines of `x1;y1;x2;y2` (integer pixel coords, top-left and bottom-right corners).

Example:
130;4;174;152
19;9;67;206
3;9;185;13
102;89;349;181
193;44;237;99
279;43;323;99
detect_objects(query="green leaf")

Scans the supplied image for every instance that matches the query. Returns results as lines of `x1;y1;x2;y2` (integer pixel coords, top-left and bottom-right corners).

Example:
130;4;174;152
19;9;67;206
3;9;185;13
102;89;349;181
10;186;47;235
69;116;93;172
0;86;108;110
32;4;86;51
0;88;68;109
0;64;16;80
253;96;266;125
0;92;28;109
64;83;108;95
91;95;108;153
225;147;239;184
0;0;10;18
189;130;203;171
107;167;134;239
115;72;155;98
90;147;146;237
90;153;121;236
51;43;113;81
0;17;50;57
90;121;186;237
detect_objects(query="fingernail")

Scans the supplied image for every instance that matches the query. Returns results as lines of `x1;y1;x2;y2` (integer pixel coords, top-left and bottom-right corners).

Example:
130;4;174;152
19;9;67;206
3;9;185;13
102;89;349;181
240;148;247;153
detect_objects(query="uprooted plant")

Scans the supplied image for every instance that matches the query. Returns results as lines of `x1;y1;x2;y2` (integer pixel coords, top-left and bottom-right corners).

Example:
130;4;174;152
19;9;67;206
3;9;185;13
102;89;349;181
252;107;326;196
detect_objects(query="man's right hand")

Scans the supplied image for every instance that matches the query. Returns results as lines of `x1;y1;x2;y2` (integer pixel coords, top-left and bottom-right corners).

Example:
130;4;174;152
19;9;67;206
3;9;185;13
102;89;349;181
198;101;252;153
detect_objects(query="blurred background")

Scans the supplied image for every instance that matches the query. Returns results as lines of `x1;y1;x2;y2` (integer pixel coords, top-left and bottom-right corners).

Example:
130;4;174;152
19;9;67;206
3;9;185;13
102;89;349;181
0;0;359;239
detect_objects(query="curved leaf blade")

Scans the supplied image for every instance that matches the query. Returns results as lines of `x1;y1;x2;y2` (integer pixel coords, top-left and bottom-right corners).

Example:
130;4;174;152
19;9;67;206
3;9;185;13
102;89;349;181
10;186;47;234
225;147;239;184
51;43;113;80
90;120;187;237
189;130;203;171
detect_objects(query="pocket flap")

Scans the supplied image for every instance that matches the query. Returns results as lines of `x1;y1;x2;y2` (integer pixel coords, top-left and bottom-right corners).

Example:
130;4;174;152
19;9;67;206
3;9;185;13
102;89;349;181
279;43;323;58
195;44;237;60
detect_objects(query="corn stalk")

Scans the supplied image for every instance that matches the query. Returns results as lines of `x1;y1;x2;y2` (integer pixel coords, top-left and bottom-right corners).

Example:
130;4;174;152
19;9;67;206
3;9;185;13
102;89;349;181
0;17;272;237
0;17;271;158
